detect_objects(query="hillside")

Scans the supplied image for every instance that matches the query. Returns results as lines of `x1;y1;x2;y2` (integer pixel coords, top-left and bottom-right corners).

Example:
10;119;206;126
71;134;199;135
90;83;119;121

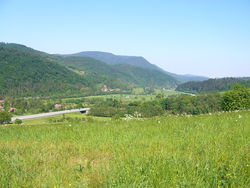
57;56;179;89
63;51;160;70
55;56;132;90
176;77;250;93
0;43;180;98
0;46;92;97
62;51;208;82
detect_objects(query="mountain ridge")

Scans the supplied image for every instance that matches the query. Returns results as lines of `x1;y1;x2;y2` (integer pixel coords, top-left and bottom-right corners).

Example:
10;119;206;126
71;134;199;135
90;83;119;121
61;51;209;82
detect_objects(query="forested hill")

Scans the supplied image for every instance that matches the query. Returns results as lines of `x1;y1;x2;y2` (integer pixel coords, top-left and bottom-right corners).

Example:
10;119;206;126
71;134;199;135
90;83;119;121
56;56;179;88
0;43;181;97
176;77;250;93
0;46;92;97
63;51;160;70
61;51;209;83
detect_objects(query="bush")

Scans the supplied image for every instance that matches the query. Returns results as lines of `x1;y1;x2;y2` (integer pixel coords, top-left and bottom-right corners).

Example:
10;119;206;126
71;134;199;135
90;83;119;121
139;101;164;117
14;119;22;125
222;84;250;111
0;111;12;124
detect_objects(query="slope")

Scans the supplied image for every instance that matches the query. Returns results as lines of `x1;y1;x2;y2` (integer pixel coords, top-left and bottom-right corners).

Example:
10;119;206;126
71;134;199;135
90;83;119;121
0;46;91;97
64;51;208;82
176;77;250;93
57;56;179;88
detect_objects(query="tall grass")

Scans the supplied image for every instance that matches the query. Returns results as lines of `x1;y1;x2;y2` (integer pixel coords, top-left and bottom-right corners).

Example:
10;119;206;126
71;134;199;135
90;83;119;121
0;111;249;187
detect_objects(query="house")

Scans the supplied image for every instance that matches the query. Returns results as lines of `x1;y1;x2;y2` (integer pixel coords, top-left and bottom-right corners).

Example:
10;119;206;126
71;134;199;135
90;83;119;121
8;108;16;113
54;104;63;109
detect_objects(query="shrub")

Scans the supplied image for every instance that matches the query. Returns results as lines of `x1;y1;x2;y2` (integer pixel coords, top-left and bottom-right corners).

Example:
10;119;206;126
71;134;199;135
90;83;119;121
222;84;250;111
0;111;12;124
14;119;22;125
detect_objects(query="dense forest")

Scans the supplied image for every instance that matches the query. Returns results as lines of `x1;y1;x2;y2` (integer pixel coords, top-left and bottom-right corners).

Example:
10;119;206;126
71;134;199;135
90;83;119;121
176;77;250;93
0;46;92;97
58;56;179;89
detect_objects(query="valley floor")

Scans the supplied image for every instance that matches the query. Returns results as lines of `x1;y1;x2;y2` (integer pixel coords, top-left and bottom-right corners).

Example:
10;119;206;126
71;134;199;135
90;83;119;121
0;111;249;187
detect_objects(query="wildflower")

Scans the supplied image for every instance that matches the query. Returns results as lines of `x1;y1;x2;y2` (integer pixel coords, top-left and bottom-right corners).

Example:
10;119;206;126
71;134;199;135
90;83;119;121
124;114;133;120
69;184;72;187
238;115;242;119
226;173;232;177
134;111;141;118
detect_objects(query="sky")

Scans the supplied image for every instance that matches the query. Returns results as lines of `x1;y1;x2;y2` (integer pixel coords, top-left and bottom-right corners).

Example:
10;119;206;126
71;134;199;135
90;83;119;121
1;0;250;78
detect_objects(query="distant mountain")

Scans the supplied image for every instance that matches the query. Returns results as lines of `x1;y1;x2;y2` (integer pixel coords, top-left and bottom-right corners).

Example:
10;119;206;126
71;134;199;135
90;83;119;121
63;51;161;70
56;56;179;88
176;77;250;93
63;51;208;83
164;72;209;83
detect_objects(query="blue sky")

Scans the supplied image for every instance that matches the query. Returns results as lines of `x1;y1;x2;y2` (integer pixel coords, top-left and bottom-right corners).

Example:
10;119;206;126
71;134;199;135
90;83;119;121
1;0;249;77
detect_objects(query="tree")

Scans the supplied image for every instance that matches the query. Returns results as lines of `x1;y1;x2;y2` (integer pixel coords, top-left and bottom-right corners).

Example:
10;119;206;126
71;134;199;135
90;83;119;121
222;84;250;111
0;111;12;124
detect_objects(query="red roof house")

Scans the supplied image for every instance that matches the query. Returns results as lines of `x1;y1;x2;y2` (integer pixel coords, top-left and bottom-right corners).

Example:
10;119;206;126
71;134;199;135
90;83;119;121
8;108;16;113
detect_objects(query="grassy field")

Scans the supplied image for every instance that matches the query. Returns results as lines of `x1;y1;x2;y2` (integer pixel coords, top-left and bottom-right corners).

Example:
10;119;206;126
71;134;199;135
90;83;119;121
61;89;181;103
0;111;249;187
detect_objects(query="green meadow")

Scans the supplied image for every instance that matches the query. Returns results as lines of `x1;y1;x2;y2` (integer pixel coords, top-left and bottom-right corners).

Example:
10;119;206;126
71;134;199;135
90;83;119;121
0;111;249;187
61;89;181;103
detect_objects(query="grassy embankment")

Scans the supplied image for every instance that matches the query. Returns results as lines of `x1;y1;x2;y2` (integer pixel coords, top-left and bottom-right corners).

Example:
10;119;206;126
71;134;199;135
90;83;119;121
0;111;249;187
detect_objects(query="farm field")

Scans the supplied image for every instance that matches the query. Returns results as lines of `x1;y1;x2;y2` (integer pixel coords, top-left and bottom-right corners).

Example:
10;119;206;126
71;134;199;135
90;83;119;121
0;111;249;187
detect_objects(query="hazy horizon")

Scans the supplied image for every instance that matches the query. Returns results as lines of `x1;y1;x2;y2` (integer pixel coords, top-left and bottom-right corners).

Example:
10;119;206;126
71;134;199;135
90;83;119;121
1;0;249;78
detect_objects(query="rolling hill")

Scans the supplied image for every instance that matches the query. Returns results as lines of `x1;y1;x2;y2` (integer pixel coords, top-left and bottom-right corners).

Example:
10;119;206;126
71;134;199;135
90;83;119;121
0;43;183;97
176;77;250;93
0;45;92;97
63;51;209;82
57;56;179;89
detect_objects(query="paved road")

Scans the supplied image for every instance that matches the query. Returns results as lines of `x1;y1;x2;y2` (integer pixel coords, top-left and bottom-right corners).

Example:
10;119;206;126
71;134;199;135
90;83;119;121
11;108;90;121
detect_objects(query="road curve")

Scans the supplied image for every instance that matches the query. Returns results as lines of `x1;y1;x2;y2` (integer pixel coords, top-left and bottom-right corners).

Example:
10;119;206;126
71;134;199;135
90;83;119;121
11;108;90;121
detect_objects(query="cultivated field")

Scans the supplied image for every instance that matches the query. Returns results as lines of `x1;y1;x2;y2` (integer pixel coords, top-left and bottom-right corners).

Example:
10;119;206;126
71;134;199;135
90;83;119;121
0;111;249;187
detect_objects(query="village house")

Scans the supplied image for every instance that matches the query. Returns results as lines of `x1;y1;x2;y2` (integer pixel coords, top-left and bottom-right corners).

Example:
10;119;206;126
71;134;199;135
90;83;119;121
54;104;63;109
8;108;16;113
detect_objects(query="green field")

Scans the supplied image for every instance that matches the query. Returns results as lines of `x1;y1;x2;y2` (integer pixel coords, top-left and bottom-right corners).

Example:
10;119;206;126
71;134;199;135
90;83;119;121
61;89;181;103
0;111;249;187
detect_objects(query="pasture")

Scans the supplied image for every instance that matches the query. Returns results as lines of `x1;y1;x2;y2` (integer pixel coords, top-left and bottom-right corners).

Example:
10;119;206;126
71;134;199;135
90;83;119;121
0;111;249;187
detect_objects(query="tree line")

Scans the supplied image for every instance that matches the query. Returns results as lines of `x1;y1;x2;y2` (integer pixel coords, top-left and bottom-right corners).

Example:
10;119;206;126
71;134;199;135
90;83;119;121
90;85;250;118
